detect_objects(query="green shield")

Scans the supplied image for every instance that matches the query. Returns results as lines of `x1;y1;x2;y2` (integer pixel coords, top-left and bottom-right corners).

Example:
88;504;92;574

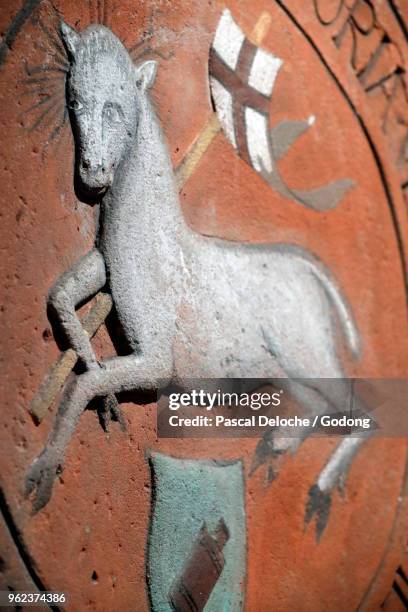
147;453;246;611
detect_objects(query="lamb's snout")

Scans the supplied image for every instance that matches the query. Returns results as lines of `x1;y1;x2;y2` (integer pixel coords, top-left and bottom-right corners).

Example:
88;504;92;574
78;158;113;195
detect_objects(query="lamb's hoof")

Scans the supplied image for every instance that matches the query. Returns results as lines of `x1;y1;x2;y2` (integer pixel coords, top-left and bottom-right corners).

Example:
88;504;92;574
305;484;332;542
98;394;127;433
25;449;62;513
249;429;288;477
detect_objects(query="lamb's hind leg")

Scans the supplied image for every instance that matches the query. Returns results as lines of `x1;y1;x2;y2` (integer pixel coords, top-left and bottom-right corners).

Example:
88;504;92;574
26;354;172;512
251;379;338;477
302;377;372;538
305;435;368;539
252;325;351;470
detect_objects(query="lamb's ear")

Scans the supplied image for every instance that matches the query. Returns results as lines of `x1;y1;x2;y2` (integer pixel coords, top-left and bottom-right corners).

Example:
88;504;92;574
135;60;158;90
60;21;80;59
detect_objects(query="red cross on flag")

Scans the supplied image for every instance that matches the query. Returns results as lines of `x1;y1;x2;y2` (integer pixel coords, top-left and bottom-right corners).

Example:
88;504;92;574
209;9;282;174
209;9;355;211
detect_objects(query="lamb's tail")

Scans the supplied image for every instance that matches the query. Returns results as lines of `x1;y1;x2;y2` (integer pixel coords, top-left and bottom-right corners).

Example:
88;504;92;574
310;263;361;360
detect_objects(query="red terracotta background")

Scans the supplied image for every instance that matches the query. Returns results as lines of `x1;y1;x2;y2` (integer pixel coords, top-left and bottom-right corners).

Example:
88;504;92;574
0;1;407;610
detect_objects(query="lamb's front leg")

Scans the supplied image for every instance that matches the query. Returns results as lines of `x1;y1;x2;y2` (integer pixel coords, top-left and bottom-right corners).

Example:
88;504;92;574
47;248;124;428
48;248;107;370
26;353;173;512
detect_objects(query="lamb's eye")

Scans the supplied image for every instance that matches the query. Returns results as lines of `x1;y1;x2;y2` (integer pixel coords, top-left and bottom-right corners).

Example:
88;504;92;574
104;103;121;123
68;99;83;112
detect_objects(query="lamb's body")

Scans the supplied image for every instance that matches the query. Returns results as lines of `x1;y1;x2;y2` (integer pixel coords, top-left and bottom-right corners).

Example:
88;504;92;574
26;23;368;532
168;239;346;380
101;92;356;383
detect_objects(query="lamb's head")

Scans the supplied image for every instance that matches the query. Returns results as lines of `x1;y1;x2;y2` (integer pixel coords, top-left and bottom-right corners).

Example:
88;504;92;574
61;22;157;198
